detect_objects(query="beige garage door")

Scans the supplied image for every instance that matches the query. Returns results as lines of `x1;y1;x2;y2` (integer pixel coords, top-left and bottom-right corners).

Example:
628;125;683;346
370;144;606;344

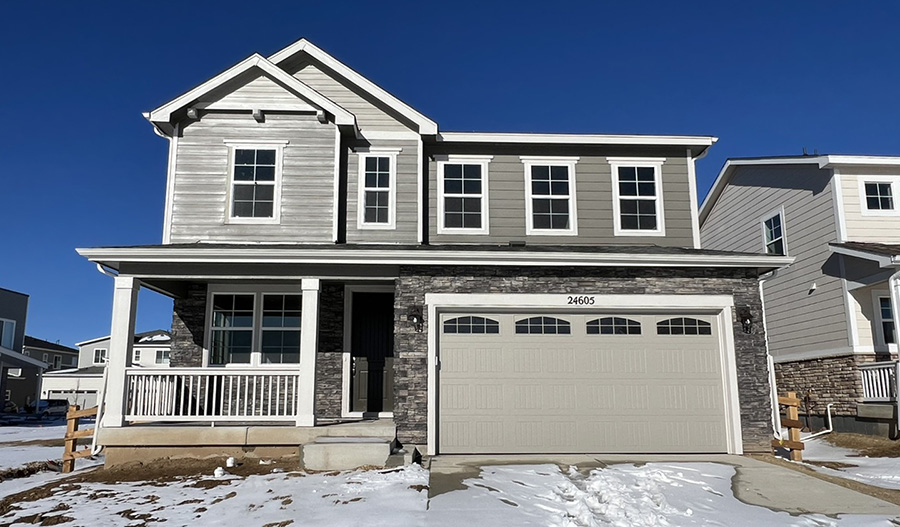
438;312;728;454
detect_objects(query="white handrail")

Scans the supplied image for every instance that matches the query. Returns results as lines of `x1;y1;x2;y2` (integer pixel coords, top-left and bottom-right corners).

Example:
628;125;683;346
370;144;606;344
859;361;898;402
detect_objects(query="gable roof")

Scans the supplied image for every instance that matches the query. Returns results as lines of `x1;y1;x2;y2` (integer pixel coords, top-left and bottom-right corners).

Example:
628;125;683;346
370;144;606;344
268;39;438;135
23;336;77;354
699;155;900;225
146;53;357;136
76;329;171;348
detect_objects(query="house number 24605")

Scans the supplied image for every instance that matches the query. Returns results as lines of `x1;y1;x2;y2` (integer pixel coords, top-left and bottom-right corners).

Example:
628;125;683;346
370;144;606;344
567;295;596;305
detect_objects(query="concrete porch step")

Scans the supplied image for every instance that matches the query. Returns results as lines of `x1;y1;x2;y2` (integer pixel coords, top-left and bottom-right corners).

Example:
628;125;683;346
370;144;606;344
302;437;392;471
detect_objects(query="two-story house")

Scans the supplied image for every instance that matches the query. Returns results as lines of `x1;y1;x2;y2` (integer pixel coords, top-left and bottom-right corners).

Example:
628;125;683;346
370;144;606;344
0;287;47;411
700;155;900;436
77;38;790;467
23;337;79;371
41;330;171;408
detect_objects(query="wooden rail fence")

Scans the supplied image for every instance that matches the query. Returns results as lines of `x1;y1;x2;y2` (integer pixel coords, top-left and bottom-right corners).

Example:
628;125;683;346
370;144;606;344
771;391;804;461
63;405;98;473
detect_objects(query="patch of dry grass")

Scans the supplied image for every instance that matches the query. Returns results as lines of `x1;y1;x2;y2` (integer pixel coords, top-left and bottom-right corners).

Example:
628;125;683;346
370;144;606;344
824;432;900;458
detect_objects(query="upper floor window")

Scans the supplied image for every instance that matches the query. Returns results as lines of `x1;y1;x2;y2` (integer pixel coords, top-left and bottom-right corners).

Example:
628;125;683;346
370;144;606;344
437;156;491;235
0;318;14;349
608;158;665;236
209;291;302;365
53;356;62;369
93;348;108;364
226;143;285;224
865;182;894;211
156;349;171;365
762;210;787;256
134;349;141;363
859;177;900;216
521;157;579;235
358;150;399;229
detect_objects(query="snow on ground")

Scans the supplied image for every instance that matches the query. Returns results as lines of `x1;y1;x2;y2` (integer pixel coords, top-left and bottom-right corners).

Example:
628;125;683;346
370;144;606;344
803;436;900;490
429;462;891;527
0;462;893;526
0;421;67;443
0;444;62;470
0;457;104;500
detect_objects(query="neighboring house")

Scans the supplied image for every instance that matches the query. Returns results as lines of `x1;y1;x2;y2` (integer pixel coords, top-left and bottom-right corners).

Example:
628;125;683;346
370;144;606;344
23;337;79;371
700;155;900;435
76;38;790;466
0;287;47;410
42;330;171;408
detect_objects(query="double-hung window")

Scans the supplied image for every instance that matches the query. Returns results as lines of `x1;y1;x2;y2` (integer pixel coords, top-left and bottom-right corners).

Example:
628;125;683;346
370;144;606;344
0;319;14;349
209;291;302;366
876;295;896;346
522;157;579;235
859;177;900;215
357;150;399;229
227;142;285;223
93;348;107;364
437;156;491;234
609;158;665;236
155;349;171;365
762;209;787;256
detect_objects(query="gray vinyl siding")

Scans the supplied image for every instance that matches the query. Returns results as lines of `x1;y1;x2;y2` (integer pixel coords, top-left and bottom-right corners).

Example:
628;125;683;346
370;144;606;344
700;164;848;359
169;112;336;244
202;73;317;110
282;59;417;132
345;139;419;244
78;339;111;369
426;145;695;246
0;289;28;353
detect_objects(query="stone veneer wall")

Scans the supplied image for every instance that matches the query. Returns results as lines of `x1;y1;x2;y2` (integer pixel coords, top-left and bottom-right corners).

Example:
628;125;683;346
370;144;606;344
315;282;344;420
775;354;895;417
393;265;772;453
170;283;206;367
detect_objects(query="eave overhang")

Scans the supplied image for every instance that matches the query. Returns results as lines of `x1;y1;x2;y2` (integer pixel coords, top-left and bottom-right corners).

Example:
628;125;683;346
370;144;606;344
829;242;900;268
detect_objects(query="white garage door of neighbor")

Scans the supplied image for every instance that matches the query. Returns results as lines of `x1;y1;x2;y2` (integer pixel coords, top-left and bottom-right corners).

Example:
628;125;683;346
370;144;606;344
438;312;729;454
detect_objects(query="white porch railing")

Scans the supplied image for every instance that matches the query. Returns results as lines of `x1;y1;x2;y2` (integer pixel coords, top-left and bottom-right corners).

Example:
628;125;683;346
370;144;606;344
124;368;302;422
859;361;899;402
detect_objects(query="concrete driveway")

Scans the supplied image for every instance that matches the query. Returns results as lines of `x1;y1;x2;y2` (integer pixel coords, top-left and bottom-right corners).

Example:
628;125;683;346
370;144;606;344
428;454;900;518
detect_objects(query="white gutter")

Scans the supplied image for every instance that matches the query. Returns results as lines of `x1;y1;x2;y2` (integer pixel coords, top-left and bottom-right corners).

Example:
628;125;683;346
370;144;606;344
437;132;717;146
890;270;900;434
759;271;782;439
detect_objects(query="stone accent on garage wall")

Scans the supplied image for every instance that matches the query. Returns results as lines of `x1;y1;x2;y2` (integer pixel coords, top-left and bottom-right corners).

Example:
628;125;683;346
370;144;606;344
393;266;772;453
315;282;344;420
170;282;207;367
775;353;897;417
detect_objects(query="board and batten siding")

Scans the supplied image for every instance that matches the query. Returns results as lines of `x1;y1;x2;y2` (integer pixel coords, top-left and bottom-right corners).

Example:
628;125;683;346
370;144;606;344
281;58;417;133
700;164;848;360
345;139;419;244
426;145;695;246
169;112;336;244
838;166;900;243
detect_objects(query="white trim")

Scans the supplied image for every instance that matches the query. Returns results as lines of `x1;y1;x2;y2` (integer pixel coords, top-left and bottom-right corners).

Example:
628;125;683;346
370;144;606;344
857;175;900;217
437;156;492;235
352;146;403;154
222;139;290;146
356;152;398;230
820;155;900;167
417;137;424;244
268;39;437;134
297;279;319;426
839;255;859;348
341;284;395;419
333;126;341;243
686;150;701;248
78;246;795;269
829;244;896;268
759;206;788;256
92;348;108;365
771;346;869;363
362;130;421;141
522;157;579;236
161;123;178;244
439;132;716;146
423;293;741;456
609;158;666;237
831;168;847;243
871;290;898;353
224;143;284;225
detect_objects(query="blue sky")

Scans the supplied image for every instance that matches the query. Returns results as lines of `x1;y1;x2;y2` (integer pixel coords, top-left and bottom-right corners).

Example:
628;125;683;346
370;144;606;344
2;1;899;347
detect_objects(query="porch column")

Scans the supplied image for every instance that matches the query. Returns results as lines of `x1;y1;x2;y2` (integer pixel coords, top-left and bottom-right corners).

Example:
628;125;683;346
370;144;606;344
297;278;320;426
103;275;140;427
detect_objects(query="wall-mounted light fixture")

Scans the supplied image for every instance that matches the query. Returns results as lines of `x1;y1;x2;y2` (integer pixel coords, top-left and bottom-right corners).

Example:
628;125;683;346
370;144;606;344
407;306;424;332
738;307;754;334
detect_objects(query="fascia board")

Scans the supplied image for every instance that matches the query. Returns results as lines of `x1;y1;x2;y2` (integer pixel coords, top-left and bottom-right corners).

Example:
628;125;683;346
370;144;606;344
818;155;900;168
437;132;717;146
268;39;437;135
828;245;898;268
0;347;49;368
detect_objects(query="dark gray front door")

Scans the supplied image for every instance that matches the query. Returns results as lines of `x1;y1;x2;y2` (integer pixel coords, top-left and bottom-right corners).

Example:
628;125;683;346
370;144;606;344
350;292;395;414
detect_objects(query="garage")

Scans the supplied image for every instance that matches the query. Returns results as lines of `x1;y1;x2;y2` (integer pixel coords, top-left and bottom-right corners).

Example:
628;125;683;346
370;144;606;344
437;311;730;454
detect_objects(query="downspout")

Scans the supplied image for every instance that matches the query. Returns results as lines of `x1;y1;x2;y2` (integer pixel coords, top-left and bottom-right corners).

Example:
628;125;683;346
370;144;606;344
760;270;783;439
90;263;117;455
890;267;900;434
803;403;834;442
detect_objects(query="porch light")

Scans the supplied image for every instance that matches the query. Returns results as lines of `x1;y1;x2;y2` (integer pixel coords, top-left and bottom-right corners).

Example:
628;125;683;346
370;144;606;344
407;306;424;332
739;307;754;334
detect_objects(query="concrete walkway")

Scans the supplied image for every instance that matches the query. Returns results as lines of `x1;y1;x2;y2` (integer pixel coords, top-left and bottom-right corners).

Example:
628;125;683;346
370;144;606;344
428;454;900;516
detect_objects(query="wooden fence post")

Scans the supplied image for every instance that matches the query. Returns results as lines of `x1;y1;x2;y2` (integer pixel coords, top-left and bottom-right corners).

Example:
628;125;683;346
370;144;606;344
772;391;804;461
62;405;99;473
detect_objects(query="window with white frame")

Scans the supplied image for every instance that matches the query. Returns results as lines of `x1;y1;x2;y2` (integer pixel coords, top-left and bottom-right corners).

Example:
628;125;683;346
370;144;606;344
155;349;171;364
762;211;787;256
228;144;283;222
133;349;141;363
209;292;302;365
609;158;665;235
0;319;15;349
522;157;578;234
438;157;491;234
865;182;894;211
93;348;107;364
859;177;900;215
877;296;895;345
357;152;397;228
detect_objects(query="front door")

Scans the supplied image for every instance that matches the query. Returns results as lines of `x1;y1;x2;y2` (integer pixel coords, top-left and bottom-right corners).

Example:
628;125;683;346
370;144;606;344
350;292;395;414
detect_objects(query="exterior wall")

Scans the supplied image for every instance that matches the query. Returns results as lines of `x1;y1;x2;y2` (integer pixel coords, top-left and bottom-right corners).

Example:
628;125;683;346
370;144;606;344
3;367;40;408
41;374;104;407
132;344;172;368
78;338;111;369
23;346;78;370
774;354;895;416
283;59;417;132
202;73;317;111
315;282;344;420
701;164;848;361
169;112;336;244
0;288;28;353
393;266;772;452
838;166;900;243
425;145;696;247
345;139;420;244
170;283;207;368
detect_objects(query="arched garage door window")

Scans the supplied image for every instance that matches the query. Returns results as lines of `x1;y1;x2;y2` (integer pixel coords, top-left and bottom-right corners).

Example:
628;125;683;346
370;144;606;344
657;317;712;335
443;316;500;334
586;317;641;335
515;316;571;334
